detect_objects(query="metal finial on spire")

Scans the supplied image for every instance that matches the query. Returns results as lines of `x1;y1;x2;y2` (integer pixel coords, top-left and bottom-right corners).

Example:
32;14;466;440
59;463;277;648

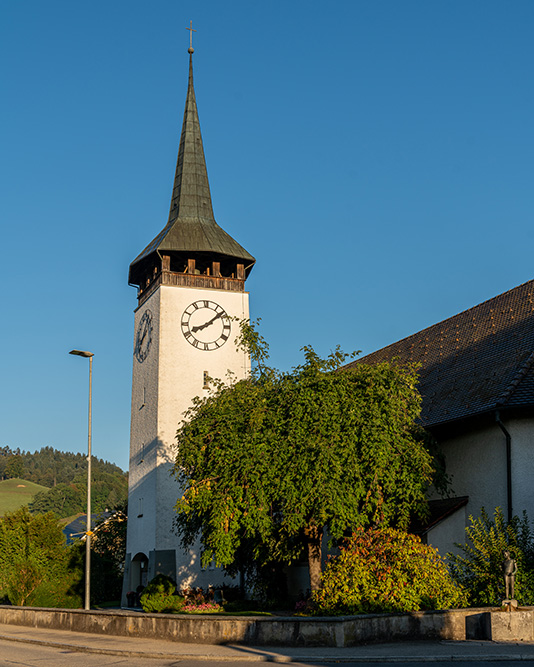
186;20;196;53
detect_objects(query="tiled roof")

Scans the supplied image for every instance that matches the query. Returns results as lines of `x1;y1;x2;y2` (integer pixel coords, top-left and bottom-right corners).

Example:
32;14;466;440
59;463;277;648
62;512;110;545
345;280;534;427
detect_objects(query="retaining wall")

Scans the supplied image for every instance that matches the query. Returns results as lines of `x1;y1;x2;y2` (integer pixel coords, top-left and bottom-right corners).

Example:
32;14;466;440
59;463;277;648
0;606;531;646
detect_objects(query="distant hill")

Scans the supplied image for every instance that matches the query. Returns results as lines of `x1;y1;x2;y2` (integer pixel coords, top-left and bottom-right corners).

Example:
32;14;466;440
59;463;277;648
0;446;128;518
0;478;49;516
0;445;126;487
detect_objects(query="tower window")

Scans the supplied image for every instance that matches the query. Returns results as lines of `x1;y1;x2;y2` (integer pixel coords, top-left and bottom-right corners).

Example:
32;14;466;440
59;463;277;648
138;441;145;464
203;371;210;389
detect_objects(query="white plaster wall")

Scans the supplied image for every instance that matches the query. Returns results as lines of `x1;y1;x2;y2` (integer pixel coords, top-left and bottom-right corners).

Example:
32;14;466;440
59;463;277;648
508;418;534;520
426;505;468;559
427;417;534;556
126;290;161;560
431;424;507;516
127;282;250;588
155;286;250;550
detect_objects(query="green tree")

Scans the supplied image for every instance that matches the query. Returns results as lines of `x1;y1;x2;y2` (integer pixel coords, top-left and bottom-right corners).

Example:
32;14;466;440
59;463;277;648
29;483;85;516
449;507;534;606
0;507;72;606
66;508;127;605
174;322;437;591
91;507;127;571
29;469;128;518
5;454;24;479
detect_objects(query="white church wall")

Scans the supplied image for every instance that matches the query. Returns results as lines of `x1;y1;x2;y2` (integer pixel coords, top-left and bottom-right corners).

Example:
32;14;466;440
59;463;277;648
508;417;534;520
426;504;468;559
126;282;251;591
126;290;161;561
155;286;250;552
434;423;507;518
427;417;534;557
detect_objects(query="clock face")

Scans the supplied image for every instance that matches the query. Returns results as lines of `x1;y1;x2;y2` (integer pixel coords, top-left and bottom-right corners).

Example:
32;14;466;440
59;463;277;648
181;300;231;351
134;309;153;363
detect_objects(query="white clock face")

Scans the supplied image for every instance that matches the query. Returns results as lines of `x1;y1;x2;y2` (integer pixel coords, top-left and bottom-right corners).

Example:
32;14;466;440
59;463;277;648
181;300;231;351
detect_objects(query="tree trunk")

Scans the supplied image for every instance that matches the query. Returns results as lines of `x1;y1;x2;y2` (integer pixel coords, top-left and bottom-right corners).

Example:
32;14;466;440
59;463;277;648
304;523;324;592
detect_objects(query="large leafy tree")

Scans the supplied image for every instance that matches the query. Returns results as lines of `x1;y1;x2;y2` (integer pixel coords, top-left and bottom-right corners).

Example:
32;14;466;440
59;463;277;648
173;324;436;591
4;454;24;479
0;507;70;605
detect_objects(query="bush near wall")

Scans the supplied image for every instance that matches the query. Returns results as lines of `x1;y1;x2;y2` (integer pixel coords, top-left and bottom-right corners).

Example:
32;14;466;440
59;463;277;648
449;507;534;606
140;574;185;613
312;527;467;615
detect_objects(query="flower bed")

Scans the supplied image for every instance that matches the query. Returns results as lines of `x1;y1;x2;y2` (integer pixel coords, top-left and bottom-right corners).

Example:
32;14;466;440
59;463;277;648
181;602;222;614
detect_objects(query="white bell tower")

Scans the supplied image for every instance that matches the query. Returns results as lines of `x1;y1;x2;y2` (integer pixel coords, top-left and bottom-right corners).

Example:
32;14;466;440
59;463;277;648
123;43;255;599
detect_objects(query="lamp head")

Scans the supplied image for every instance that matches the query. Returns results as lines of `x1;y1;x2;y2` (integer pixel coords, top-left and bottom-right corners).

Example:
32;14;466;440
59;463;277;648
69;350;94;358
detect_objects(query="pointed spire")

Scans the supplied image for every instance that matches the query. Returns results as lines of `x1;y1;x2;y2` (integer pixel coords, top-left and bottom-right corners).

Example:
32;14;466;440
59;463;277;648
128;44;255;288
167;53;215;223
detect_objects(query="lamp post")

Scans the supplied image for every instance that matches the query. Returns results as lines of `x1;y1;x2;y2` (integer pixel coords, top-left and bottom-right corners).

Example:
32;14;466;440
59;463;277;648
69;349;94;611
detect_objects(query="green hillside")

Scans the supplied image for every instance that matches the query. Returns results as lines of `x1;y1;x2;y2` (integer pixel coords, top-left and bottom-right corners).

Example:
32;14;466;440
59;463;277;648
0;446;128;517
0;478;49;516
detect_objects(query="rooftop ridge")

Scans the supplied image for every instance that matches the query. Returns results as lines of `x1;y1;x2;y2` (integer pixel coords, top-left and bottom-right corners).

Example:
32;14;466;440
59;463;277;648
347;277;534;427
359;278;534;361
496;350;534;407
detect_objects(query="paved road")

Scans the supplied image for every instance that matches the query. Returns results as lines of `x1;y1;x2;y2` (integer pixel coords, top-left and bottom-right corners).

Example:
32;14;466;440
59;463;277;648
2;624;534;665
0;642;533;667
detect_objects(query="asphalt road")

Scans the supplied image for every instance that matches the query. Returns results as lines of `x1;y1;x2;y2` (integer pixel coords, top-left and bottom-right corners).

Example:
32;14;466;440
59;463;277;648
1;641;534;667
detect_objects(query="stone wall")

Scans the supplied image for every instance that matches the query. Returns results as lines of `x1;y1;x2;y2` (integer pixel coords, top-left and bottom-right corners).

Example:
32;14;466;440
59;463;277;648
2;606;530;646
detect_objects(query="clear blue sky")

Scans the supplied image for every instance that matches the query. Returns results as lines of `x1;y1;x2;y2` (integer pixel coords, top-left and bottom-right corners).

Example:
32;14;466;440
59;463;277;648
1;1;533;471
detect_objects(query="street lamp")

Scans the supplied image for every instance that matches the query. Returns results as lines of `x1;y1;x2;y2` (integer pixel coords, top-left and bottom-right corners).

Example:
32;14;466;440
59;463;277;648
69;349;94;611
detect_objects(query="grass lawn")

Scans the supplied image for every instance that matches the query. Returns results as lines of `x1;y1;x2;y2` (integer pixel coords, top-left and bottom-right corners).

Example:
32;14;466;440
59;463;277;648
0;478;49;516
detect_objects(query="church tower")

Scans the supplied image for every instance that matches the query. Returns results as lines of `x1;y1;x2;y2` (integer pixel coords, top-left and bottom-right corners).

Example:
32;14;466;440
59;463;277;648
123;43;255;596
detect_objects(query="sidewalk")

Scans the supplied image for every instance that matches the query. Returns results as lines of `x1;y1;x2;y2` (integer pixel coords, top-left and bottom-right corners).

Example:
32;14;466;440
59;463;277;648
2;622;534;662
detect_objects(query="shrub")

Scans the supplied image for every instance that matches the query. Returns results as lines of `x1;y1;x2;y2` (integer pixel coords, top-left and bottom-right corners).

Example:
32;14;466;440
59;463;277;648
139;574;184;613
312;527;467;615
449;507;534;606
0;507;81;607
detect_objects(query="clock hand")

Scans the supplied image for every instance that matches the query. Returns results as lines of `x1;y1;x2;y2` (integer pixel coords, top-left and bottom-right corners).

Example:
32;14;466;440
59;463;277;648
191;311;224;333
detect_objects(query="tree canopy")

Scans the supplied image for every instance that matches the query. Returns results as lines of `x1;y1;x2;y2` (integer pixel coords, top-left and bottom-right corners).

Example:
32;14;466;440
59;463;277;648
0;507;73;606
173;323;439;591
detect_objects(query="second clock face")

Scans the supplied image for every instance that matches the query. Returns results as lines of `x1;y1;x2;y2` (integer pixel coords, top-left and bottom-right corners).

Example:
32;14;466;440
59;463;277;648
135;309;153;363
181;300;231;351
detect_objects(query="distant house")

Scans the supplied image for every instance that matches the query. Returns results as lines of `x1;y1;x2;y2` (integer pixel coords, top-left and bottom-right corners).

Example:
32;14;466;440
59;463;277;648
345;279;534;556
62;512;113;545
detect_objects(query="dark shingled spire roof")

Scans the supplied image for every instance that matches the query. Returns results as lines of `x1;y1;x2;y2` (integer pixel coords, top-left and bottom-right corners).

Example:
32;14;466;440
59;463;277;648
129;53;254;284
346;280;534;428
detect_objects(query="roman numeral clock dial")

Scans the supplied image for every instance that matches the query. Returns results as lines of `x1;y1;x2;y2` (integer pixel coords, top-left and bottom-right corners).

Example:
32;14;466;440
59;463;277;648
134;309;153;363
181;300;231;351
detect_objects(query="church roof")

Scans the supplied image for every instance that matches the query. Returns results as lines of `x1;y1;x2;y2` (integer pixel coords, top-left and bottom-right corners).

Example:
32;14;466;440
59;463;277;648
346;279;534;428
129;53;255;284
